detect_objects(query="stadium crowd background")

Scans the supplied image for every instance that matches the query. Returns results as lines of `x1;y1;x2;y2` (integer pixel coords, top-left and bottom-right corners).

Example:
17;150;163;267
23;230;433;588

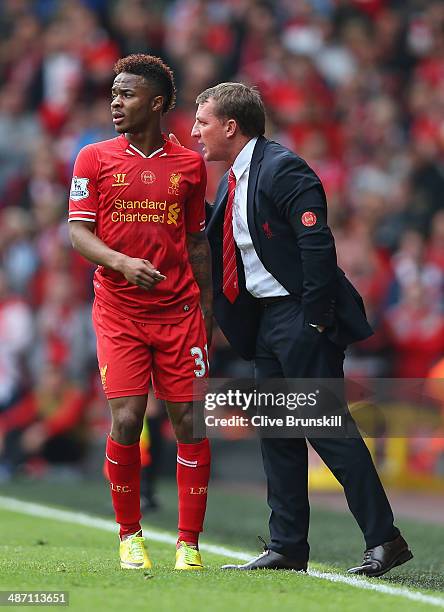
1;0;444;480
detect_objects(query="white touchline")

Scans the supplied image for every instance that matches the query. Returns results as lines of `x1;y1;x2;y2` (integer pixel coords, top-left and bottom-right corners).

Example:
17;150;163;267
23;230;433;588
0;495;443;609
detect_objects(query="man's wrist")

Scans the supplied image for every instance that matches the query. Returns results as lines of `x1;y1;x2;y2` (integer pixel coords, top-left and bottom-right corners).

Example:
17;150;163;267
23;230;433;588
111;252;128;273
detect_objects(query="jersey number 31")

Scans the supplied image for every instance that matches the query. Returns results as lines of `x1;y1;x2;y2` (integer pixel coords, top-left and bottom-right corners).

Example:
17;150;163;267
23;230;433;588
190;345;209;377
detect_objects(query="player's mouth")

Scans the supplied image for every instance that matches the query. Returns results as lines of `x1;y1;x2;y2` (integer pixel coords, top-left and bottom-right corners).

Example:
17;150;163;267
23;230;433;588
112;113;125;125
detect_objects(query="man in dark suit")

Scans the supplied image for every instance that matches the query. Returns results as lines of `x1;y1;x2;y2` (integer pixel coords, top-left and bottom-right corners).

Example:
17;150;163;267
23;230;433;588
191;82;412;576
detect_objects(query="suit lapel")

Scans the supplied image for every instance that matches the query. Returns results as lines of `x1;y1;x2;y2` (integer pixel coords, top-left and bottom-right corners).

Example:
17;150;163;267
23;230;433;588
247;136;267;257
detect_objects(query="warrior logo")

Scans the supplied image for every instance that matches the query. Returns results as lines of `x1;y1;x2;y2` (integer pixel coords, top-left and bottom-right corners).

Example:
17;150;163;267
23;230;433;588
112;173;129;187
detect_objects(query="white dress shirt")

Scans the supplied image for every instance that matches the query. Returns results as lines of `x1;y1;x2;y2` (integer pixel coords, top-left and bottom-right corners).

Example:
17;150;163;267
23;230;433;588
231;138;289;298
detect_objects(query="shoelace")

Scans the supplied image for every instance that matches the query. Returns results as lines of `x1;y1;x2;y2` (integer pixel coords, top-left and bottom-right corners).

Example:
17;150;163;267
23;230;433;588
363;549;374;563
129;537;146;563
257;535;269;557
179;541;199;565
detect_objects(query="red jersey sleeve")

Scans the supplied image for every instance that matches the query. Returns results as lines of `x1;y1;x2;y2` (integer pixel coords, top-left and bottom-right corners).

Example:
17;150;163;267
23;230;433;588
68;145;100;224
185;157;207;233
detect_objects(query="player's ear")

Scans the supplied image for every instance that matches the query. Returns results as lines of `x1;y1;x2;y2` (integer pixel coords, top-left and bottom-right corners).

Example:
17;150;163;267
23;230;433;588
152;95;164;113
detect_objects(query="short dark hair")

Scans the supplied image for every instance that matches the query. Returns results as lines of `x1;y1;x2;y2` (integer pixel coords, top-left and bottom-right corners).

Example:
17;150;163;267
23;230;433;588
196;83;265;137
113;54;176;114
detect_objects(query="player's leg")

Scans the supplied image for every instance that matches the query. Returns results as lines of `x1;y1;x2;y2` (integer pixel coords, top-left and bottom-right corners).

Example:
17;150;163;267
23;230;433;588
107;395;147;536
92;301;152;569
166;401;210;555
151;307;210;569
140;392;165;511
107;395;153;570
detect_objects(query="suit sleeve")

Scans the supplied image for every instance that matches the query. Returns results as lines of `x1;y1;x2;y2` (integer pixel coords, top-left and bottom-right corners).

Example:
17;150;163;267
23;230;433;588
185;157;207;233
272;156;337;326
68;145;100;224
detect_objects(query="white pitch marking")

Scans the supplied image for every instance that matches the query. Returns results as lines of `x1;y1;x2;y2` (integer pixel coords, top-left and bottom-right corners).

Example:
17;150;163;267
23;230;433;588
307;569;444;608
0;496;442;608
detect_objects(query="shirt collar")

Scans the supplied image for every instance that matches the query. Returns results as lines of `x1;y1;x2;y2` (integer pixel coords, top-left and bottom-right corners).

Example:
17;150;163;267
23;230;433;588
120;133;171;158
232;137;259;182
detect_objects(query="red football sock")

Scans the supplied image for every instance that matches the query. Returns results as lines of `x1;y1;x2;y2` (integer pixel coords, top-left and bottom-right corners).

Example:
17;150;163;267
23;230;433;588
176;438;211;547
106;436;142;539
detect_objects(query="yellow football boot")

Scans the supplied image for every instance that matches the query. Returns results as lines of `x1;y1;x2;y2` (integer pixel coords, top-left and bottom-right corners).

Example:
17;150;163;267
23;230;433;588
120;531;152;570
174;541;204;570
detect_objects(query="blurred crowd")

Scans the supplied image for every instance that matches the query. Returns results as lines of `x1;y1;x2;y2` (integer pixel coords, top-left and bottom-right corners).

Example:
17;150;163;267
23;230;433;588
1;0;444;476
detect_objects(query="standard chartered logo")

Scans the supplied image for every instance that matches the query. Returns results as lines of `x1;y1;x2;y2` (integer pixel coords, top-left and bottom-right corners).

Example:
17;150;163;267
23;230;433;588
167;203;181;225
110;199;181;224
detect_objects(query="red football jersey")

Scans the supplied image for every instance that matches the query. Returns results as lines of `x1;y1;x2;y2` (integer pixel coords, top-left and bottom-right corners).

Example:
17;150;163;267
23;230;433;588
68;135;207;322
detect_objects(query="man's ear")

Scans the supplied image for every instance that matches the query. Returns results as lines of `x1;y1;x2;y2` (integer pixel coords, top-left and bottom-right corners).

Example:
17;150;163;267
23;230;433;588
225;118;237;138
152;95;164;112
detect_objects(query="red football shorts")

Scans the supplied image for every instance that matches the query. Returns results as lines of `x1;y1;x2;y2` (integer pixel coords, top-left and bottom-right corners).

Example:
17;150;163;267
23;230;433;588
92;301;209;402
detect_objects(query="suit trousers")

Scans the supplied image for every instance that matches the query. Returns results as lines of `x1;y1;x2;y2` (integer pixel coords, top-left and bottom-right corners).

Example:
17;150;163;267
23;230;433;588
254;298;399;560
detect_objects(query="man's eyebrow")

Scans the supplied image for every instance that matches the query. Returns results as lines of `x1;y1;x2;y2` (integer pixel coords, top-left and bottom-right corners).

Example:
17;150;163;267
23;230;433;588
111;86;136;92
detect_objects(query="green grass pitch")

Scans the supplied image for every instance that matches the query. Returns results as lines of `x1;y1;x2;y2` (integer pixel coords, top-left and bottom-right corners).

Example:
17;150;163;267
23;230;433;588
0;480;443;611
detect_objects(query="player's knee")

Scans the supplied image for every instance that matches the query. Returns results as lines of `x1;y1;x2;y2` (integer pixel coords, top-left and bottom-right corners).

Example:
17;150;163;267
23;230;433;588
170;409;195;443
111;407;143;444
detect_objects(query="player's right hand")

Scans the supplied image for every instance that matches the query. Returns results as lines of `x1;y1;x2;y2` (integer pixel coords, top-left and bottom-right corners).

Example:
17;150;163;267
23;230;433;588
120;256;166;290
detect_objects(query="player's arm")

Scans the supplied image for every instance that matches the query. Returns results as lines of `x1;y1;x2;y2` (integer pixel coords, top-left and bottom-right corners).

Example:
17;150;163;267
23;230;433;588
186;230;213;347
69;221;165;290
68;145;165;290
185;157;213;345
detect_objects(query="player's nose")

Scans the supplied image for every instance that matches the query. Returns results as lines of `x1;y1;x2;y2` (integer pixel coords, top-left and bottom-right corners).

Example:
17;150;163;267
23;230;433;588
191;122;200;138
111;95;121;108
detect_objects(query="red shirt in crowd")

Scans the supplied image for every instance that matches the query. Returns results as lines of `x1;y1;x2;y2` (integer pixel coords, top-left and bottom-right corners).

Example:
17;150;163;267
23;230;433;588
0;387;85;438
383;304;444;378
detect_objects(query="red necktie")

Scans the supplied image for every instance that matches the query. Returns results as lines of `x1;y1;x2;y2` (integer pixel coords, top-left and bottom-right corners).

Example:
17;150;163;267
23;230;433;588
222;168;239;303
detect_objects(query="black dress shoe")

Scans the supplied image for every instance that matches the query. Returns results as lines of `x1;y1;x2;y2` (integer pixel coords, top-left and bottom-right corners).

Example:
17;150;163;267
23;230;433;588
222;548;307;571
348;535;413;578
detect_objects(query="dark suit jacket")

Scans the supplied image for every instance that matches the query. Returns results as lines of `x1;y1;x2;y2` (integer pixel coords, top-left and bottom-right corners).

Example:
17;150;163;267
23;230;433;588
206;136;373;360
